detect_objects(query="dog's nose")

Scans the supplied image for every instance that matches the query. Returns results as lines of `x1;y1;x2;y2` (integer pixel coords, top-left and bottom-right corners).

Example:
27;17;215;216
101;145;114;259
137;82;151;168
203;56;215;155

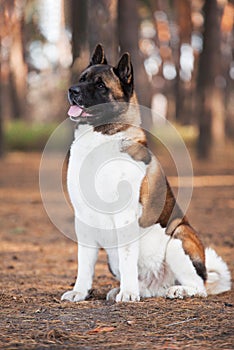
68;85;81;104
69;86;81;96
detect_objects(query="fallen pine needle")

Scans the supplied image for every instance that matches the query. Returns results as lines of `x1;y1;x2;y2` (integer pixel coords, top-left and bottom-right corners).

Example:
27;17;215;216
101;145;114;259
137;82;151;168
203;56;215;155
166;317;198;327
87;326;115;334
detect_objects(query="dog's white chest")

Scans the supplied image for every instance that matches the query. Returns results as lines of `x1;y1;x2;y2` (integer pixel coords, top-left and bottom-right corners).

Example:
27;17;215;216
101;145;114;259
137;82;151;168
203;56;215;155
67;125;146;242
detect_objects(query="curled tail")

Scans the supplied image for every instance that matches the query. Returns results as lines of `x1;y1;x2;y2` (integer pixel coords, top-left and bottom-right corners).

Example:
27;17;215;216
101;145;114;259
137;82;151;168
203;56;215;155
205;248;231;295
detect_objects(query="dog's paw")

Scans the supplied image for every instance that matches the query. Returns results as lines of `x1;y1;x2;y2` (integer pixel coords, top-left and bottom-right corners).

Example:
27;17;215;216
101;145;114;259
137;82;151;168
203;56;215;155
106;287;120;301
165;286;207;299
116;290;140;302
61;290;87;302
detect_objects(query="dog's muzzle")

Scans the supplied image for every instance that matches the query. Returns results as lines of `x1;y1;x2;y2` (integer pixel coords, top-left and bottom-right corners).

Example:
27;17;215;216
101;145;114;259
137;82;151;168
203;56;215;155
67;86;92;121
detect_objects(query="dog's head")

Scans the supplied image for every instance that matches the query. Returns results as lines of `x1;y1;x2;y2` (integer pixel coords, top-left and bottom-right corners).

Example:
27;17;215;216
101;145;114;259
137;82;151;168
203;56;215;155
68;44;135;125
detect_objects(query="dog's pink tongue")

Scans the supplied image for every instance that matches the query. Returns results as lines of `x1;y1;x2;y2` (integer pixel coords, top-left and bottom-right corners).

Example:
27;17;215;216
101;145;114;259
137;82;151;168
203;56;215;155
68;105;83;117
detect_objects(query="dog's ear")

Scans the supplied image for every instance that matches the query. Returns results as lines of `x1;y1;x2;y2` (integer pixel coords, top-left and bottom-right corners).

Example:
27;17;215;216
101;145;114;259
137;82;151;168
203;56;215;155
89;44;108;66
114;53;133;85
114;53;134;98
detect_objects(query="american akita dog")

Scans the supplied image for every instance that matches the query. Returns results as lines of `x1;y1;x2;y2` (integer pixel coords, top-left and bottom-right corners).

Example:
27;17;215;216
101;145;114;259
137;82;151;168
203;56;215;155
61;44;231;302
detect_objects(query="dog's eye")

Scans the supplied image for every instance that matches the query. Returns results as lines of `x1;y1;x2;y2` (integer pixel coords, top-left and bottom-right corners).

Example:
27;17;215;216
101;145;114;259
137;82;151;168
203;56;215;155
79;76;86;82
97;82;106;89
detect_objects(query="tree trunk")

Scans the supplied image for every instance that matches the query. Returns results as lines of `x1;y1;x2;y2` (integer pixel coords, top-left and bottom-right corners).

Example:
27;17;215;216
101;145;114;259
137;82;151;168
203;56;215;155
0;46;3;157
118;0;152;111
70;0;89;82
0;115;3;158
8;14;27;119
71;0;87;61
175;0;192;123
196;0;224;158
71;0;118;79
87;0;118;64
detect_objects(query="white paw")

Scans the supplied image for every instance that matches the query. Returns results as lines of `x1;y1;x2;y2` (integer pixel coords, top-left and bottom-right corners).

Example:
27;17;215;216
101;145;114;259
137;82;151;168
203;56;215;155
166;286;207;299
61;290;88;302
116;290;140;302
106;287;120;301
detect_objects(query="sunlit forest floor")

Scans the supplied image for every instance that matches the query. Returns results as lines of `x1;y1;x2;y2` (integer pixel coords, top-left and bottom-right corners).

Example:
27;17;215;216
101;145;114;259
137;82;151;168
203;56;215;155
0;150;233;349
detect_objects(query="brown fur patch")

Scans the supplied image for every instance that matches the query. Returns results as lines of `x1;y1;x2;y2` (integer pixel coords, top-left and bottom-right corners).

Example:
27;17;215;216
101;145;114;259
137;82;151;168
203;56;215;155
121;126;151;164
103;71;125;101
158;179;187;234
94;123;130;135
172;224;207;280
121;143;151;164
139;158;167;228
139;157;186;233
125;126;147;145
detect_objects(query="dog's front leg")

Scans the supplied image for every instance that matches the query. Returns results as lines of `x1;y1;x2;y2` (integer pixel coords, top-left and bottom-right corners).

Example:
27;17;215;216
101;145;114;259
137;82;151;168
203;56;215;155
116;238;140;302
61;244;98;302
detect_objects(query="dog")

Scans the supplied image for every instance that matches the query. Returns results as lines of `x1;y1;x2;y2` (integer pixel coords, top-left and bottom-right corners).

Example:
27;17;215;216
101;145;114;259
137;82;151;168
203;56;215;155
61;44;231;302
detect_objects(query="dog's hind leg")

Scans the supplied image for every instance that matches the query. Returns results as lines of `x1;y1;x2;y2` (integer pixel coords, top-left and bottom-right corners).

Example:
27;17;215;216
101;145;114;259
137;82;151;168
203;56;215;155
165;224;207;299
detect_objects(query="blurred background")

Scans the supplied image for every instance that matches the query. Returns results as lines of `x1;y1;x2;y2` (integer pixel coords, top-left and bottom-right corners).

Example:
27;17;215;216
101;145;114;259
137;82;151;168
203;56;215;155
0;0;233;158
1;2;234;345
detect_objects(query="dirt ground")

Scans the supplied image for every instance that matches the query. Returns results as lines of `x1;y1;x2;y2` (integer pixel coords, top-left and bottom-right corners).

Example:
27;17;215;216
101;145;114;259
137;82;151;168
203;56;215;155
0;149;233;349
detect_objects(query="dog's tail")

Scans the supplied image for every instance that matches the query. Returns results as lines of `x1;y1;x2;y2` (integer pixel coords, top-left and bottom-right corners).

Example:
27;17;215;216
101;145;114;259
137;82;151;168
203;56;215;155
205;247;231;295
